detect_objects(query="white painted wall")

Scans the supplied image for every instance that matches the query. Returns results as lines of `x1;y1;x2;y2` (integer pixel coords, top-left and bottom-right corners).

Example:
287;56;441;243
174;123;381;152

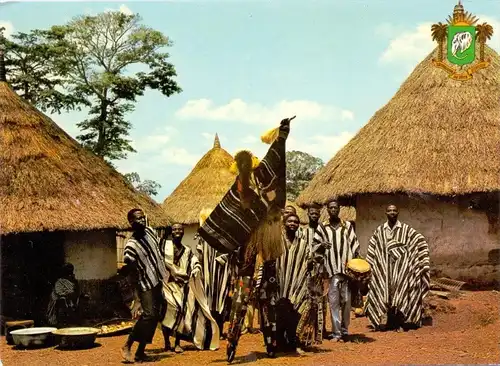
64;230;117;280
183;224;199;252
355;194;500;283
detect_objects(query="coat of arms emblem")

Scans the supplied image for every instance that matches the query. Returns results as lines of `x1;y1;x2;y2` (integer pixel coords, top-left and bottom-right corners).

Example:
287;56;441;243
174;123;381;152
432;1;494;80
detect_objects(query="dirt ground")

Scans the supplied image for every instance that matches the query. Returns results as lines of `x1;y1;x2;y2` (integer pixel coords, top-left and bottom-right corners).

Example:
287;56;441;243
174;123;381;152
1;291;499;366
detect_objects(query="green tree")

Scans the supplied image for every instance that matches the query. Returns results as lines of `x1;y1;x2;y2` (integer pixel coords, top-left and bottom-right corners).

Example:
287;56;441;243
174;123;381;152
124;172;162;197
2;29;83;113
286;151;324;201
5;11;181;161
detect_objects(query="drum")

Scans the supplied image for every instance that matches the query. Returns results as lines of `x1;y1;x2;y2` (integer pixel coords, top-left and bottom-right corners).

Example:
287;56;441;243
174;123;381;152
345;258;371;284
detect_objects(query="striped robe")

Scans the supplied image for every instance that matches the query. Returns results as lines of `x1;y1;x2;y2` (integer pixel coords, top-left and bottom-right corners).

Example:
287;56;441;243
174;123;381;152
198;128;288;254
276;232;309;313
365;222;430;328
313;220;360;277
161;240;220;350
195;234;231;315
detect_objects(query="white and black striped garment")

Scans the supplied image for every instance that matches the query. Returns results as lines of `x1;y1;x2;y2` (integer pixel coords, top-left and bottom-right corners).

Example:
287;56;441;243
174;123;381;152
195;234;231;314
162;240;220;350
276;231;310;313
365;221;430;328
123;227;169;292
313;220;360;277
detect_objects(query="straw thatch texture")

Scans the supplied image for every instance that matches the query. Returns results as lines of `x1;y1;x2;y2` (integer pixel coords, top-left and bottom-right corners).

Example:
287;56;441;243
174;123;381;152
297;45;500;206
161;135;236;224
0;82;171;234
286;201;356;224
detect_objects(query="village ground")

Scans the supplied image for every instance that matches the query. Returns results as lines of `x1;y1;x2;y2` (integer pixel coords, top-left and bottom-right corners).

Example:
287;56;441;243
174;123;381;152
1;291;499;366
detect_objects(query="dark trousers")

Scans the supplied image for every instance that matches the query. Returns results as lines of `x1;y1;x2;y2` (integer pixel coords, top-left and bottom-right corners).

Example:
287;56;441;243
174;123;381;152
130;284;163;344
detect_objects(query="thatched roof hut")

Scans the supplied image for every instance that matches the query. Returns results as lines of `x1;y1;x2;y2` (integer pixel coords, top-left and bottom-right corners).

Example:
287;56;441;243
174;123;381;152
297;38;500;285
286;201;356;224
0;80;171;234
162;134;235;225
297;45;500;205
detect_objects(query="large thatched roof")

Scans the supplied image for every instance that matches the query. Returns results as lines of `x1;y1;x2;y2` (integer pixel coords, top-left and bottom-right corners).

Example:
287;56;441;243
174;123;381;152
0;81;171;234
162;135;235;224
286;201;356;224
297;45;500;206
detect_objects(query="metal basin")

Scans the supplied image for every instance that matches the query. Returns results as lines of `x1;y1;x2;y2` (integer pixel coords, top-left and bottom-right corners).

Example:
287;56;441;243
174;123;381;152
53;327;99;349
10;327;57;348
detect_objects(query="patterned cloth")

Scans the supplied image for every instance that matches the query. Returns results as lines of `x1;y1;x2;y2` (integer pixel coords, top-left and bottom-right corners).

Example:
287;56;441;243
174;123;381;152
46;278;78;326
161;240;220;350
313;220;360;277
124;227;169;292
365;221;430;328
198;128;288;254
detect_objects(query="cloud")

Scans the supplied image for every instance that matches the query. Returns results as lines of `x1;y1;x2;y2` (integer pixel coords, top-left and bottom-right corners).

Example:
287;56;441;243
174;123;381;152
378;15;500;70
175;99;354;126
160;147;201;166
239;131;354;163
0;20;14;39
133;126;178;151
379;22;434;68
119;5;134;16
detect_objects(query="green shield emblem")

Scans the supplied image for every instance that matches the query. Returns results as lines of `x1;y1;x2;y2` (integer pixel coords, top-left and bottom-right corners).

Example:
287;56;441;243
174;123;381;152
447;25;476;65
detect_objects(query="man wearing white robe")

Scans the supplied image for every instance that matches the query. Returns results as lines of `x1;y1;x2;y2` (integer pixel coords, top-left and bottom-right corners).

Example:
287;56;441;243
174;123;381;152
161;224;220;352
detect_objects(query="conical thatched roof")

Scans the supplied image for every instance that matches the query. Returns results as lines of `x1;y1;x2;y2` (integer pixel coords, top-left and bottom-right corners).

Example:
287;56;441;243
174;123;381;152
0;81;171;234
297;45;500;206
286;201;356;224
162;134;236;224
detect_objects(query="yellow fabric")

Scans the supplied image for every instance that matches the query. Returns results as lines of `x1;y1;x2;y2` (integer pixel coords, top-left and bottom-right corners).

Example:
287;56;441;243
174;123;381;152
199;208;213;226
260;127;280;144
346;258;370;273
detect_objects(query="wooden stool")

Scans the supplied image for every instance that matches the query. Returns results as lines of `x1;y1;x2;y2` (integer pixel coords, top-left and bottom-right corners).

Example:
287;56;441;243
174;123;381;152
5;320;34;345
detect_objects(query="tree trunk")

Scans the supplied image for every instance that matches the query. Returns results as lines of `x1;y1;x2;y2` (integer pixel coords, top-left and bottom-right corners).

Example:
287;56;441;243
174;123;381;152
479;41;485;62
95;98;108;157
438;41;443;61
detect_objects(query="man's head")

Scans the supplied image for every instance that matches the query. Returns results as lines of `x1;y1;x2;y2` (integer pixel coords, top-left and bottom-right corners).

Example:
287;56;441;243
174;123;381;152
307;203;322;225
326;199;340;219
282;205;297;220
172;223;185;242
386;204;399;223
128;208;146;231
284;213;300;234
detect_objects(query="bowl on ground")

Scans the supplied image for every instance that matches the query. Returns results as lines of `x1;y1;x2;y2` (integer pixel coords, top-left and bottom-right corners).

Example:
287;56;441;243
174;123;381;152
52;327;99;349
10;327;57;348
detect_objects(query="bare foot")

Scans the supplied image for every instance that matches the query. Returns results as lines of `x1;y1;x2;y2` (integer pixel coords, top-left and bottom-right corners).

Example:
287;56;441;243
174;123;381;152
174;345;184;354
121;345;134;363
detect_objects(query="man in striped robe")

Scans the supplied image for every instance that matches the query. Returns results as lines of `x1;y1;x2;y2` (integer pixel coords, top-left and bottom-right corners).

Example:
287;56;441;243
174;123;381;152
314;199;360;342
365;204;430;331
161;224;220;352
300;203;330;340
194;232;231;339
198;117;292;363
120;209;170;363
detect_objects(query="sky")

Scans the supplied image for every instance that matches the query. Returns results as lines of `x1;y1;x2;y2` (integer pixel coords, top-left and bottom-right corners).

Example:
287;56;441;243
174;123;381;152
1;0;499;202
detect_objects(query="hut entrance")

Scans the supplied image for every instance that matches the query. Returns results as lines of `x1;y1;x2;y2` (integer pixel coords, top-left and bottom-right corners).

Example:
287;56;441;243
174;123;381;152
1;232;64;324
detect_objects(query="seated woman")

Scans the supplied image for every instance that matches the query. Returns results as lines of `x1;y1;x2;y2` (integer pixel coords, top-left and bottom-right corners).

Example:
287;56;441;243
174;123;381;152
46;263;85;326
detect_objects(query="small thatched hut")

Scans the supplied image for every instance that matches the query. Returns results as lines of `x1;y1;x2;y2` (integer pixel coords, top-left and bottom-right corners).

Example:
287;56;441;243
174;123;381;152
0;62;171;321
297;34;500;285
161;135;235;249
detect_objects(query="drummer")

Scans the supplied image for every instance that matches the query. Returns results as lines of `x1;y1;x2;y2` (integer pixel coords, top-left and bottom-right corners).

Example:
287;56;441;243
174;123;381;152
313;199;360;342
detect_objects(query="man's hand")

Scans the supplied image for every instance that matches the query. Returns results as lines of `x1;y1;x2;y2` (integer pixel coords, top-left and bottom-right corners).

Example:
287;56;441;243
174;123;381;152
129;300;143;319
279;116;295;133
175;273;189;284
